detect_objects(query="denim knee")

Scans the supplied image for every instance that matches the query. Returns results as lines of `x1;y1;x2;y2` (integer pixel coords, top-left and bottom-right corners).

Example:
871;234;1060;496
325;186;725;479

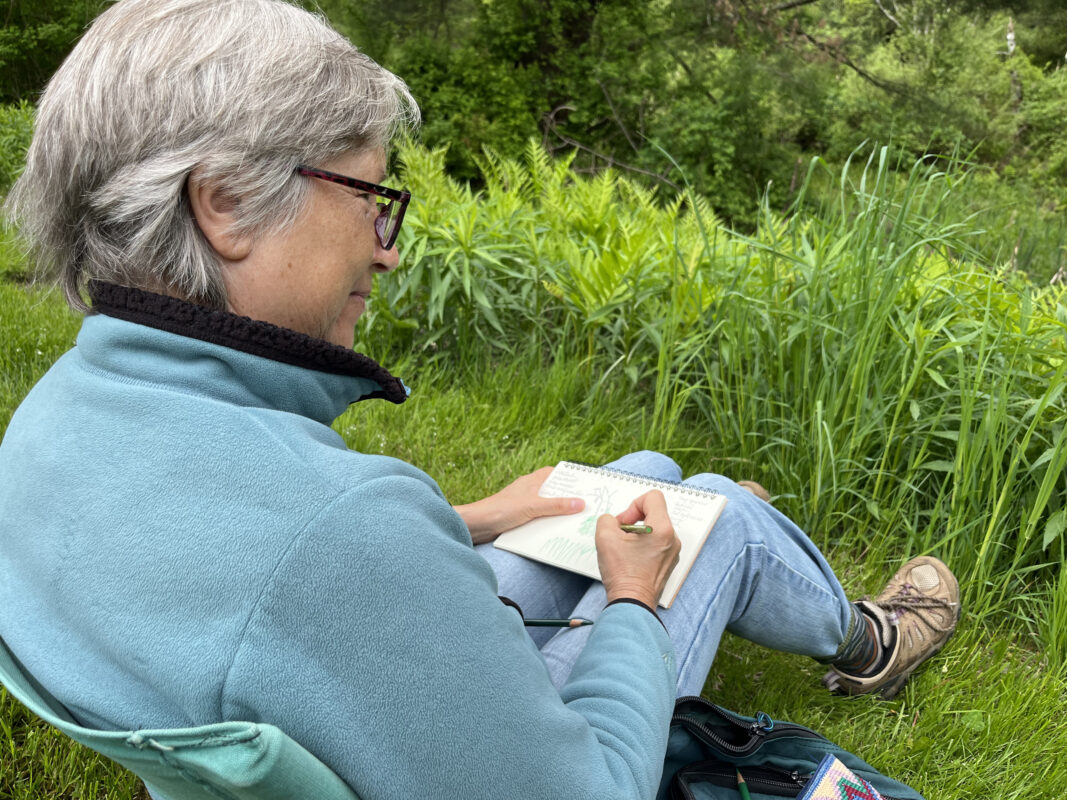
682;472;764;506
603;450;683;483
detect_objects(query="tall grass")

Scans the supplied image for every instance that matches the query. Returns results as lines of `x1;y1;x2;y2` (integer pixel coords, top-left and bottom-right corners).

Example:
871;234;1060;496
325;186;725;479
369;140;1067;659
690;148;1067;634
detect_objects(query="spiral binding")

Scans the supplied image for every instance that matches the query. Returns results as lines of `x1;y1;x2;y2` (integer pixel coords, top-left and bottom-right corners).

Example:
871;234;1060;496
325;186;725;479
567;461;720;498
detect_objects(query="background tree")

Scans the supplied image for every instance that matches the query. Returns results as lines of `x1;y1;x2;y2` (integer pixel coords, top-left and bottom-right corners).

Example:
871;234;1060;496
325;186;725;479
0;0;107;103
3;0;1065;275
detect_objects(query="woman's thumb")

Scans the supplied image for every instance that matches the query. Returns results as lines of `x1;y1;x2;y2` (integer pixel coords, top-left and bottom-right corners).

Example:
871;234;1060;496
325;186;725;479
531;496;585;519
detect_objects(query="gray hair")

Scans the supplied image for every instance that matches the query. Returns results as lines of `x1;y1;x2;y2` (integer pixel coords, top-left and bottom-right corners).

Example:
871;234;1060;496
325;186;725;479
5;0;419;311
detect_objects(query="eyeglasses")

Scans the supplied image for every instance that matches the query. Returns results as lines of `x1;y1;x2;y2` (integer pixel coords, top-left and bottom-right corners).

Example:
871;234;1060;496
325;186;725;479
295;165;411;250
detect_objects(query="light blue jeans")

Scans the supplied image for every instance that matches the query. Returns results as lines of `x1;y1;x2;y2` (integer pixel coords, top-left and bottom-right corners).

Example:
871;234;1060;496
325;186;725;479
476;451;857;697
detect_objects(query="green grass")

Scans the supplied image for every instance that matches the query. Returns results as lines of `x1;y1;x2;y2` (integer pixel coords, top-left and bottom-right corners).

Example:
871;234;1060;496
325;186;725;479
2;143;1067;797
0;687;145;800
0;283;80;432
343;352;1067;799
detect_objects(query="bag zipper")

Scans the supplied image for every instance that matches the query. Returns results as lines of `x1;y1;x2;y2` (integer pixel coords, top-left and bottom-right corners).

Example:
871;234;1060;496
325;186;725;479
672;760;809;799
671;697;823;758
672;759;909;800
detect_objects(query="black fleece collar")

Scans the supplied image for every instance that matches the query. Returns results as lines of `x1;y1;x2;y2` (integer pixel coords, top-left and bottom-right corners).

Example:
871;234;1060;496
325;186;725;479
87;281;408;405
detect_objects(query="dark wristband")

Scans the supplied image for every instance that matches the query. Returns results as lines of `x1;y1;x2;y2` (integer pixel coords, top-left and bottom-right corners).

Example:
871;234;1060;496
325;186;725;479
498;595;524;618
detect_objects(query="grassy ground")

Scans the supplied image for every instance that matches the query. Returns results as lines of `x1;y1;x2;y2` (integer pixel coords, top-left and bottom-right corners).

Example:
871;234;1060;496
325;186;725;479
2;144;1067;797
0;277;1065;798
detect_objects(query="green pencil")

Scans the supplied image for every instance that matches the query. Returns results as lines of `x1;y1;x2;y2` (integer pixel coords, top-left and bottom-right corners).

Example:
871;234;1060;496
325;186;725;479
619;524;653;534
736;769;752;800
523;618;594;628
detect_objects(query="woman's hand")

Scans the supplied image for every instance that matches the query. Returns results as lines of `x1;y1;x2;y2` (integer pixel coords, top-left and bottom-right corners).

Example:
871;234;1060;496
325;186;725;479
453;467;585;545
595;490;681;609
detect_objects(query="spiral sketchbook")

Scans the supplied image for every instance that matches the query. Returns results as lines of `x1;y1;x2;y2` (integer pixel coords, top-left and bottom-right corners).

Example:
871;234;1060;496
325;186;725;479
493;461;727;608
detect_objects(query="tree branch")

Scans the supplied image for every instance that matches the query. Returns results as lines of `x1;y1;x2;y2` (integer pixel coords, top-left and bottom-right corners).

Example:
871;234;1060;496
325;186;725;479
798;30;906;95
597;79;641;154
775;0;821;11
668;51;720;105
541;113;681;192
873;0;900;28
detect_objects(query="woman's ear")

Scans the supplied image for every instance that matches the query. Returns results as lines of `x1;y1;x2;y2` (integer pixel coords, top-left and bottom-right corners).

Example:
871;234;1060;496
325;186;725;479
187;169;253;261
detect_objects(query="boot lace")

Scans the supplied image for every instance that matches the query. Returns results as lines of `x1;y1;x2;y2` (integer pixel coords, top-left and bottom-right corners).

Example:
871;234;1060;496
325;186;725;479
875;582;958;633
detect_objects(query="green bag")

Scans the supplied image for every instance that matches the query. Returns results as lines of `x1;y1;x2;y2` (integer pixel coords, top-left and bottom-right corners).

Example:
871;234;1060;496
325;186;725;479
658;696;926;800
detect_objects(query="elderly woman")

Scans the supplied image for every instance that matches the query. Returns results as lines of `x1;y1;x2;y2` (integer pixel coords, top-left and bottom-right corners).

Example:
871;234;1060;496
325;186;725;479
0;1;959;798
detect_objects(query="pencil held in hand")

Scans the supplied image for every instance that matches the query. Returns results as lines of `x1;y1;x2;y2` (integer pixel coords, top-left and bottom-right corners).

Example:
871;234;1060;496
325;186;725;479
597;489;682;609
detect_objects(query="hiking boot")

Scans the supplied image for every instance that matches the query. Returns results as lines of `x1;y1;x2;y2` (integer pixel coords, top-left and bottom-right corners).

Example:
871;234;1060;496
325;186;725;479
737;480;770;502
823;556;960;699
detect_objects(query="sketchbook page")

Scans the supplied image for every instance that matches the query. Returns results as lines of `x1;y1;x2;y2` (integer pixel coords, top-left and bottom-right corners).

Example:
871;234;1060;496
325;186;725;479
493;461;728;608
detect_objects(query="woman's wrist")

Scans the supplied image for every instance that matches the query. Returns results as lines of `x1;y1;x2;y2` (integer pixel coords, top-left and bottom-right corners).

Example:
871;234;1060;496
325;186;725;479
605;585;660;610
452;501;500;544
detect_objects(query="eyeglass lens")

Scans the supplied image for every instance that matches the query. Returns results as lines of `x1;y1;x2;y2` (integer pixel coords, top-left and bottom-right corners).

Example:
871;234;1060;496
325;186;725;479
374;201;396;248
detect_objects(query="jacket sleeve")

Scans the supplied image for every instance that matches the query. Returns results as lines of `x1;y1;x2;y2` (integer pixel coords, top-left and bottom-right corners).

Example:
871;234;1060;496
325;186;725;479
222;473;677;800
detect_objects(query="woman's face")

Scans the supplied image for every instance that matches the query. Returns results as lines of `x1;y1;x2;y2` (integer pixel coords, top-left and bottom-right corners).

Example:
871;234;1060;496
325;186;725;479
223;148;400;348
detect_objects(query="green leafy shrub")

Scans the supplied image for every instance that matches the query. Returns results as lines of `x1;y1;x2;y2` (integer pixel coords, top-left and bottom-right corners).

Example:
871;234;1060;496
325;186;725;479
0;0;109;103
0;101;34;193
384;36;541;182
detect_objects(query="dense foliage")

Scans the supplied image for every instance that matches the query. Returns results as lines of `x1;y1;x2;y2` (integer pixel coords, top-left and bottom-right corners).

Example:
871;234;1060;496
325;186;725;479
0;101;32;193
2;1;1065;277
0;1;108;103
317;0;1067;279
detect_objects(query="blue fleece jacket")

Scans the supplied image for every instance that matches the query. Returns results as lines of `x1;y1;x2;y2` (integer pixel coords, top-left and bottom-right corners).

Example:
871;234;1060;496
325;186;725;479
0;290;676;799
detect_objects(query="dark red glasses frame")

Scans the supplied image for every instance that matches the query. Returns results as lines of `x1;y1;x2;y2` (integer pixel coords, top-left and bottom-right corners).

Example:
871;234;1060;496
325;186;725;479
295;165;411;250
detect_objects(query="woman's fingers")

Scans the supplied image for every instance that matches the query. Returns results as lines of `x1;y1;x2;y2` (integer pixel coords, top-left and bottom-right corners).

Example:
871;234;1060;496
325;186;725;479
595;491;681;609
